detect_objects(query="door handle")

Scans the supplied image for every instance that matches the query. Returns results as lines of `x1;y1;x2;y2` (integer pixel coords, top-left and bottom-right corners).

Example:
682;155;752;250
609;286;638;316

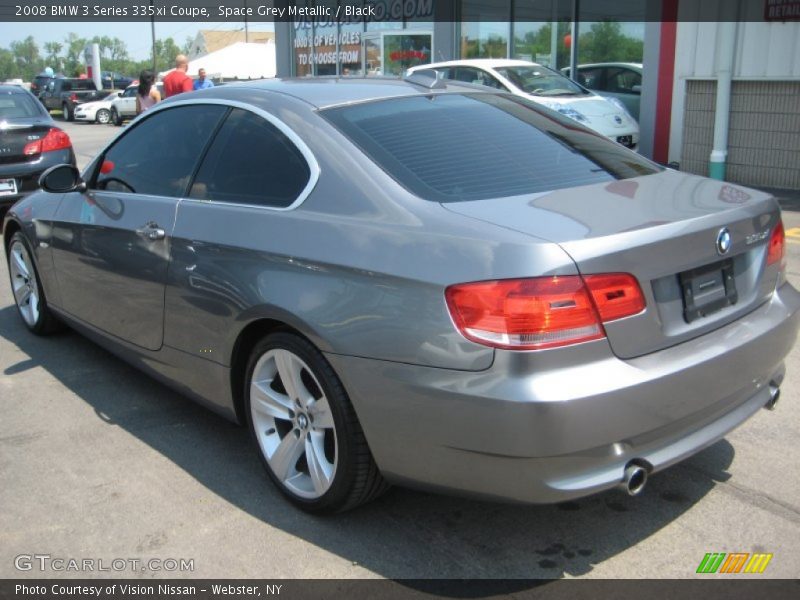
135;222;166;241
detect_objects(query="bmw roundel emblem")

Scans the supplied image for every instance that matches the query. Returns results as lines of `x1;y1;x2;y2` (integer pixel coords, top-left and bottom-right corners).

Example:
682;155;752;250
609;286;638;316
716;227;732;255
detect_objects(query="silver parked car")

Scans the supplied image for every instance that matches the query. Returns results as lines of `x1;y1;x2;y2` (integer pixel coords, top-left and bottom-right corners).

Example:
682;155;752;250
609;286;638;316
4;77;799;513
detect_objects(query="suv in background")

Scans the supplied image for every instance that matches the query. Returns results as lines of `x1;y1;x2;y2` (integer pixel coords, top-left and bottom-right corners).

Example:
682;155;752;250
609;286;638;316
30;74;54;100
40;77;102;121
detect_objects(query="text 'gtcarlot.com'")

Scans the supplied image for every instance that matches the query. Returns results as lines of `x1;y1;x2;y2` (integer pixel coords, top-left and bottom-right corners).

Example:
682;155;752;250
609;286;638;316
14;554;194;573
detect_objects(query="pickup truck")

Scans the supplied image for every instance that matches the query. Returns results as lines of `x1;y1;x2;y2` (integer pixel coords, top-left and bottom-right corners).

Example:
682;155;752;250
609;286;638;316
40;78;103;121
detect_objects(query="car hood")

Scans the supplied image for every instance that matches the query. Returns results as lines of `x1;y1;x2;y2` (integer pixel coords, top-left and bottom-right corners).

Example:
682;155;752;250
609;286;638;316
530;94;622;117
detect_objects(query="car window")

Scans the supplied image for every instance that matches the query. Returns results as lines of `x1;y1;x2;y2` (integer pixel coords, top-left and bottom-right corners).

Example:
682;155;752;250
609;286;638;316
94;105;228;197
122;87;137;97
71;80;95;90
606;68;642;94
0;91;43;119
188;108;311;208
323;93;661;203
576;67;605;90
495;66;587;96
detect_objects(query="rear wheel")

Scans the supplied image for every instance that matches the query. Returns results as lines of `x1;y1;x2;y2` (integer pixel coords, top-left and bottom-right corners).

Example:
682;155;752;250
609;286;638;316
6;233;62;335
62;103;73;121
245;332;388;513
96;108;111;124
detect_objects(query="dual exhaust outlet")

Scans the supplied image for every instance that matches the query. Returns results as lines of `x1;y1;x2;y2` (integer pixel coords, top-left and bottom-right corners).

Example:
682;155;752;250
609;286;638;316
616;382;782;497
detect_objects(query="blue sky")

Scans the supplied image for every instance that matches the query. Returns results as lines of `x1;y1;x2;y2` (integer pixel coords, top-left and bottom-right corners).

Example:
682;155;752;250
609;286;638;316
0;21;273;61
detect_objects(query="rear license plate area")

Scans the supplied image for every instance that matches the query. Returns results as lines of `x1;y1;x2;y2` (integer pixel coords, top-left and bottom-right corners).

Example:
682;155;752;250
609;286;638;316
0;178;17;196
680;258;737;323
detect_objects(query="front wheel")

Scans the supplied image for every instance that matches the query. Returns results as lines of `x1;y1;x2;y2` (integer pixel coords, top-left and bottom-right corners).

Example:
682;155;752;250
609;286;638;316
111;108;122;126
96;108;111;124
245;332;388;513
6;233;63;334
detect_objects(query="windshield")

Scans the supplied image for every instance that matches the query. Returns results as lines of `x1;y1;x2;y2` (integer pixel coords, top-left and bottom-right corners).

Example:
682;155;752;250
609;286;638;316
102;93;118;101
0;91;43;119
323;93;660;203
495;66;587;97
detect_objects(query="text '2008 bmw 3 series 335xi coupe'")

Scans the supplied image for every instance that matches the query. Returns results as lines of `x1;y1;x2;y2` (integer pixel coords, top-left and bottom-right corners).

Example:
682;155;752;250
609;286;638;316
4;75;799;512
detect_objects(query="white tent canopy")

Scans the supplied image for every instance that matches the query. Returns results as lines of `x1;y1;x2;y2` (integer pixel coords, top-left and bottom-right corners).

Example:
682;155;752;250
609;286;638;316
159;41;276;81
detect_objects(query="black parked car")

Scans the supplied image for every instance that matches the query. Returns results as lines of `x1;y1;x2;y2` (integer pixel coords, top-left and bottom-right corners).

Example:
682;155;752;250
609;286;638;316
40;78;103;121
29;74;54;100
0;85;76;210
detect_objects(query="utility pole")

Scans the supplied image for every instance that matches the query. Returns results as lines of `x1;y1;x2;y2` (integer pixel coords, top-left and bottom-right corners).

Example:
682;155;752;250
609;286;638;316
150;0;157;72
244;0;249;43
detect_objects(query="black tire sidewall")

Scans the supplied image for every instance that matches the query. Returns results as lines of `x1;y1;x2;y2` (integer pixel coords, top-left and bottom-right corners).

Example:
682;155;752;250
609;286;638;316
244;332;360;513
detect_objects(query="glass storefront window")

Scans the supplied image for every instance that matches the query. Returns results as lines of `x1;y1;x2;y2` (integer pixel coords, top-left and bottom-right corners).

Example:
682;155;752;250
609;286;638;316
313;0;339;75
461;0;510;58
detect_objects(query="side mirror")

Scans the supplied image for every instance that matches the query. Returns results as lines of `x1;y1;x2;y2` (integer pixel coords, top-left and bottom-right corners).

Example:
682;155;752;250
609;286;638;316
39;164;86;193
117;91;122;97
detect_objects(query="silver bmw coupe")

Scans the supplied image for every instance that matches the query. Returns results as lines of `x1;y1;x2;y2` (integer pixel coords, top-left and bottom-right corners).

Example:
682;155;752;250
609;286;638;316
4;76;799;513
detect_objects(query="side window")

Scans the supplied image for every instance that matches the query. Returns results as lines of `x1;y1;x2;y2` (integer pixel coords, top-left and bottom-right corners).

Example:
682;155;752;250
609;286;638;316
94;104;228;197
607;68;642;93
577;68;604;90
189;108;311;209
123;87;136;97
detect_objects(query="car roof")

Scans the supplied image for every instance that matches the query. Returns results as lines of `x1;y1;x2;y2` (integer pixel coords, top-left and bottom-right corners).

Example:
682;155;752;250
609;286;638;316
414;59;546;71
0;84;33;94
200;77;496;110
572;62;643;70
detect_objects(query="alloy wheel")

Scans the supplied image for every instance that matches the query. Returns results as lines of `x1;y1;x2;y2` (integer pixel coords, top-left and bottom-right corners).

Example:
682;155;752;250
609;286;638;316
249;348;338;499
9;240;40;327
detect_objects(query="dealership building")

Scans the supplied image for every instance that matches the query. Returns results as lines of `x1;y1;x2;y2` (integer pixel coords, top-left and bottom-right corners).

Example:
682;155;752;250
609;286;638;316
274;0;800;190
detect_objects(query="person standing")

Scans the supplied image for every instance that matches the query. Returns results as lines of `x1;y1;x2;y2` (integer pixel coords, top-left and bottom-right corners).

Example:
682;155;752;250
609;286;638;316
163;54;193;98
193;68;214;90
135;70;161;114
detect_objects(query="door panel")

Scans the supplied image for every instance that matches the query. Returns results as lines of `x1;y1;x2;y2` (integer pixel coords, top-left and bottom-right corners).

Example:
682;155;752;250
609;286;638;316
51;191;177;350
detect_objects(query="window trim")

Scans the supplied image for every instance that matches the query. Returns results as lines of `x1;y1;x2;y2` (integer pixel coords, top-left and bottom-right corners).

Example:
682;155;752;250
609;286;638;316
146;98;321;212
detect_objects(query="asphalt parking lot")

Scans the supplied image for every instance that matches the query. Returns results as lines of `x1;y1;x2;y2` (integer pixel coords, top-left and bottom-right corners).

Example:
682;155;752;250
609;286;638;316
1;120;799;580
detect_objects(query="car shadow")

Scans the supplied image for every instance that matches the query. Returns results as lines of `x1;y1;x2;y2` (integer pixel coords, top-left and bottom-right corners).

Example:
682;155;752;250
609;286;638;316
0;303;735;582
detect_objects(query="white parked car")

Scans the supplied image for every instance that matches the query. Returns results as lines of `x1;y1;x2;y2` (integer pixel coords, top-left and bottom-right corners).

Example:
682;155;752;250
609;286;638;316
408;59;640;150
110;83;164;126
73;91;123;124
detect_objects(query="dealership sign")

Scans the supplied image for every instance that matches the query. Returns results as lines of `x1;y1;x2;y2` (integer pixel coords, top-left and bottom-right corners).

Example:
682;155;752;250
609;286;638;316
764;0;800;20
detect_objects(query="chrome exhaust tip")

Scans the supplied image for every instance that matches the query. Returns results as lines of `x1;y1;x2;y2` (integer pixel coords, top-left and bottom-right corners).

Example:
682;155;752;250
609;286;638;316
618;463;648;496
765;382;780;411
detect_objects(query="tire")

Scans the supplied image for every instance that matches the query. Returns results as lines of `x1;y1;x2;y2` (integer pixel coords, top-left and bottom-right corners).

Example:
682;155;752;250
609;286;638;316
111;108;122;126
6;232;63;335
245;332;388;513
62;103;73;121
96;108;111;124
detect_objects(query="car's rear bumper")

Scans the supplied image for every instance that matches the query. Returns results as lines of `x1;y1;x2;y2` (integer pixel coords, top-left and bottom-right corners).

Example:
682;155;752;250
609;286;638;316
0;149;75;207
326;282;800;504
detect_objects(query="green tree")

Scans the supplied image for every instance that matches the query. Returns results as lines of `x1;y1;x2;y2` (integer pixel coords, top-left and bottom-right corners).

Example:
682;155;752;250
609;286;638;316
63;33;87;76
9;36;42;80
43;41;63;69
579;21;644;63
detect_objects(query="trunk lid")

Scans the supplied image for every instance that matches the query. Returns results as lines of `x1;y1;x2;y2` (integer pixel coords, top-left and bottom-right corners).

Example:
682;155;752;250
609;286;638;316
443;169;782;359
0;121;53;163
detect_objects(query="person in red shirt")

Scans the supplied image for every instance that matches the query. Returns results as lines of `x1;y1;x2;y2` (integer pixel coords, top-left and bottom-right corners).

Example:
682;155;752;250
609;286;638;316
162;54;193;98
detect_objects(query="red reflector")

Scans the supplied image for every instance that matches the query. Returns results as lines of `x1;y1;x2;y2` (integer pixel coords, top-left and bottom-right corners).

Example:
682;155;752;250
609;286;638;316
446;274;646;351
584;273;646;322
100;160;115;174
767;221;785;267
70;93;78;103
40;128;72;153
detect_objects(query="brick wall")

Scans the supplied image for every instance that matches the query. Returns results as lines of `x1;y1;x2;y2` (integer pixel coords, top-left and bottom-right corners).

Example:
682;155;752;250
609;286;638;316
681;80;800;189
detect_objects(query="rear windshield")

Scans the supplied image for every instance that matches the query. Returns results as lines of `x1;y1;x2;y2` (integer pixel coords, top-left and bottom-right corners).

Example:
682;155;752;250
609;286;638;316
63;79;95;90
495;66;588;97
0;91;43;119
322;93;660;203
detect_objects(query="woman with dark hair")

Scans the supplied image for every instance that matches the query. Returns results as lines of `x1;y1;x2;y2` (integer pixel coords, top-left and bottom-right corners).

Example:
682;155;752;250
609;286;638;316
135;70;161;114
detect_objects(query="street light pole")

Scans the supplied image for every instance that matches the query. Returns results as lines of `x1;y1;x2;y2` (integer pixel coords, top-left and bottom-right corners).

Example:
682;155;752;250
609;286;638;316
151;0;157;72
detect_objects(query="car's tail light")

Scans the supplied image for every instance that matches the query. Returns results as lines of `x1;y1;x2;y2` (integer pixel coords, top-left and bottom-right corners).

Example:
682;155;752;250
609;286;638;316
767;221;785;268
445;274;645;351
69;93;78;103
23;128;72;156
583;274;646;322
